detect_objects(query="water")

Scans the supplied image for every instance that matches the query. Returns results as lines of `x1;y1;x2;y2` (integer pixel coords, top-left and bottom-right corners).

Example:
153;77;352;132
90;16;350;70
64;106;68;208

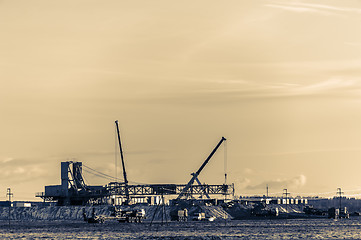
1;218;361;239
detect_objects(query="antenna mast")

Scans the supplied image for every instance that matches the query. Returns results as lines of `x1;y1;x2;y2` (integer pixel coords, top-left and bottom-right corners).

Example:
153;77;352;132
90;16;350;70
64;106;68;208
337;187;344;213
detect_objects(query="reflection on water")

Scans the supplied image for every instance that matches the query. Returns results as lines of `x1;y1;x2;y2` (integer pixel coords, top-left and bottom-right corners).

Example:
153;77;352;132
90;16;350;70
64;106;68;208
1;218;361;239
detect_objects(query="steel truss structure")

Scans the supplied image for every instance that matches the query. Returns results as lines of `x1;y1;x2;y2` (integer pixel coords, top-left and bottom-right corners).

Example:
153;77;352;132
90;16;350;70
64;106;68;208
36;183;234;205
107;183;234;197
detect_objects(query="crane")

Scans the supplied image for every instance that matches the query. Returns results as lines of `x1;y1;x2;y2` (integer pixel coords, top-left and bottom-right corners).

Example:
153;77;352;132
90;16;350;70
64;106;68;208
115;120;130;204
176;137;227;200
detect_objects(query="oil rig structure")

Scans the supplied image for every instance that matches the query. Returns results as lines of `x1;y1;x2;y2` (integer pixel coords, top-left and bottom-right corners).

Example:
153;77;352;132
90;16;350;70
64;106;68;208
36;122;234;206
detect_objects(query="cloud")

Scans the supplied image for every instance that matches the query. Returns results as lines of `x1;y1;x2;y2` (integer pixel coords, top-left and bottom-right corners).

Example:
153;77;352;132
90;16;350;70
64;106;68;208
292;78;359;96
265;4;333;15
243;168;254;175
142;77;361;106
0;164;49;184
265;1;361;16
235;177;252;189
242;148;361;158
288;2;361;14
241;174;307;191
236;77;360;98
1;157;35;166
0;156;56;184
2;157;14;163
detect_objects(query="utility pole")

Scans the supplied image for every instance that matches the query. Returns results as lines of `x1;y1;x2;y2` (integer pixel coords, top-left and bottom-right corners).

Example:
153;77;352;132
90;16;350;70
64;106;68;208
161;191;167;226
266;185;269;198
149;188;168;227
6;188;13;227
337;188;344;213
283;189;290;214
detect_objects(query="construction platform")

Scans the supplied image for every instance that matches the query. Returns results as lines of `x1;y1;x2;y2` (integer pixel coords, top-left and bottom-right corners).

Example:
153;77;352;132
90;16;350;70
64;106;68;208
36;161;234;206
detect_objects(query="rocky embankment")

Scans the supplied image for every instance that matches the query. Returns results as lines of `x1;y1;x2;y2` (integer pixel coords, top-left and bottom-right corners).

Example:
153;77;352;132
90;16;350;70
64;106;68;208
0;201;310;221
0;204;233;221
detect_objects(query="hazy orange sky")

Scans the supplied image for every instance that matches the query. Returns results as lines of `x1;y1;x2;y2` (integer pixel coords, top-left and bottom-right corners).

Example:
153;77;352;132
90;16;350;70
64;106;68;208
1;0;361;200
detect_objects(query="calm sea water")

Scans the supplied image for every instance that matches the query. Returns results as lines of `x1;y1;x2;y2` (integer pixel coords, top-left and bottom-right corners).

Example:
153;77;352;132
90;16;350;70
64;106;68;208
1;218;361;239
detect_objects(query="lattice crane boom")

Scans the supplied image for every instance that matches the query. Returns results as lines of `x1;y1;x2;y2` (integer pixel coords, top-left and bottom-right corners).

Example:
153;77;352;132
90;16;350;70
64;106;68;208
115;120;130;203
176;137;226;200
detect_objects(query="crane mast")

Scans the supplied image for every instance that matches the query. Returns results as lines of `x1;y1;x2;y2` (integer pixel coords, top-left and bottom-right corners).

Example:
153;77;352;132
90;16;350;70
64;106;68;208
176;137;227;200
115;120;130;204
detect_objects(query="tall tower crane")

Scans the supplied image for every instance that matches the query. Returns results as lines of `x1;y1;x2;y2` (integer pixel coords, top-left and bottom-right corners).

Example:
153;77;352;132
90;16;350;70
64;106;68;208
176;137;227;200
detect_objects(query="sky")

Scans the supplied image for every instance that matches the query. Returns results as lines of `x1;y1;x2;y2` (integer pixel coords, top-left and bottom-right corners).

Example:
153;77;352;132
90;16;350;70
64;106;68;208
1;0;361;200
